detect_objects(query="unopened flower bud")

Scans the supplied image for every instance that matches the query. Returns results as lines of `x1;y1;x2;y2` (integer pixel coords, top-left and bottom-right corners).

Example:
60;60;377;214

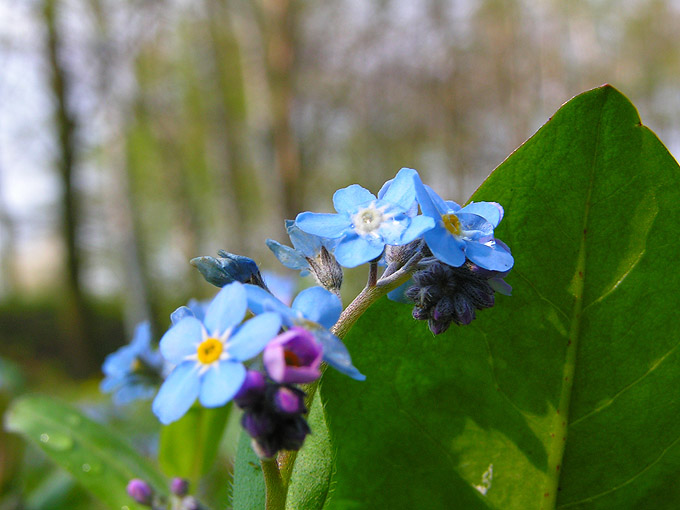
127;478;153;506
170;477;190;497
234;370;267;409
306;246;343;294
191;251;264;288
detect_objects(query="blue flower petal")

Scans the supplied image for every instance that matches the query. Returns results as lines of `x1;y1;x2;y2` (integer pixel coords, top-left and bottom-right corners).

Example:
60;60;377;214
291;287;342;330
245;284;294;322
152;361;201;425
380;167;417;211
334;234;385;268
160;317;203;364
332;184;376;214
424;227;466;267
314;329;365;381
459;201;504;228
295;212;351;238
457;212;494;239
227;312;282;361
387;279;414;303
266;239;308;270
464;241;515;271
203;282;248;336
286;220;322;258
199;361;246;407
398;214;435;244
170;306;195;326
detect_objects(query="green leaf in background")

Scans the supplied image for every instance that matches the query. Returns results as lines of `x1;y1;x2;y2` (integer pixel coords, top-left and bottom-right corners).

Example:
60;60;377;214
232;429;266;510
159;404;230;483
319;85;680;509
4;394;167;510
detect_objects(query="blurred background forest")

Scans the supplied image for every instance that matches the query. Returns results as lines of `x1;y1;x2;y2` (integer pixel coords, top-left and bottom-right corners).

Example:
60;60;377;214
1;0;680;507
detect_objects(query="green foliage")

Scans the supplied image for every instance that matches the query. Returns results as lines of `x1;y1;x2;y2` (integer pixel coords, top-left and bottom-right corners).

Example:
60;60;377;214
159;404;230;483
232;429;266;510
316;86;680;509
5;395;167;510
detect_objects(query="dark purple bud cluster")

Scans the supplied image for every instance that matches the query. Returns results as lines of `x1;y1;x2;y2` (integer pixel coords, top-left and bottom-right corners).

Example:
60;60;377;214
406;257;510;335
234;370;311;458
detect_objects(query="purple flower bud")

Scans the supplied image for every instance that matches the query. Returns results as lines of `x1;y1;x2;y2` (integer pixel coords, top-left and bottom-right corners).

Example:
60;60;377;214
127;478;153;506
274;387;306;414
242;411;275;438
170;477;190;496
263;327;322;384
234;370;267;409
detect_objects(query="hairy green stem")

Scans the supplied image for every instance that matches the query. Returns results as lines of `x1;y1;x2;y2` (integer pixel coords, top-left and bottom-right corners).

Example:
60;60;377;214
261;457;287;510
267;251;423;505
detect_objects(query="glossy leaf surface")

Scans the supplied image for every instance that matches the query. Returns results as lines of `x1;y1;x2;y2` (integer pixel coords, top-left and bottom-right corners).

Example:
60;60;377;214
5;395;167;510
319;86;680;509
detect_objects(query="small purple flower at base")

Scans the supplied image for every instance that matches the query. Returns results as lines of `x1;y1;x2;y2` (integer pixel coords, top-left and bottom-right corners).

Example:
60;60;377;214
170;477;190;497
274;386;306;414
234;370;267;408
236;379;310;458
263;327;323;384
127;478;153;506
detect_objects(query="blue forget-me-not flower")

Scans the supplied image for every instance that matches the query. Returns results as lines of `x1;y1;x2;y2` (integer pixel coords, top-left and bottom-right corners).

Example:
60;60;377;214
152;282;282;425
101;321;164;405
413;173;513;272
295;168;434;268
245;284;365;381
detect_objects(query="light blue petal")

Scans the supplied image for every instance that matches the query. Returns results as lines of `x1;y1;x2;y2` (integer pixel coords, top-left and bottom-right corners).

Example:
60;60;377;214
130;322;152;349
376;213;411;245
457;212;494;239
425;185;452;216
227;312;282;361
459;201;504;227
245;284;293;322
397;215;435;244
413;175;439;218
114;383;156;406
286;220;323;258
292;287;342;329
199;361;246;407
160;317;203;364
315;329;366;381
445;200;462;212
295;212;350;239
464;241;515;272
334;234;384;268
152;361;200;425
424;227;466;267
387;280;414;303
332;184;376;214
377;178;393;200
489;277;512;296
266;239;308;270
171;306;195;326
203;282;247;336
380;168;417;211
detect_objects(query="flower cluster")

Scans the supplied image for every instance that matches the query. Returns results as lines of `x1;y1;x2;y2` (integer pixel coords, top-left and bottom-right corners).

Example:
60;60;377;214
102;165;513;463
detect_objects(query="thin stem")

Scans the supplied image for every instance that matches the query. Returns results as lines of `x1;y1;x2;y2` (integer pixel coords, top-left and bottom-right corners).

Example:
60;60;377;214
367;259;378;287
261;457;287;510
269;250;423;502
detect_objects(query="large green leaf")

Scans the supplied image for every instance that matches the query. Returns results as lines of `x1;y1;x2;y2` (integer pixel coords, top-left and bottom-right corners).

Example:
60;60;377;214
319;85;680;509
159;404;230;482
5;395;167;510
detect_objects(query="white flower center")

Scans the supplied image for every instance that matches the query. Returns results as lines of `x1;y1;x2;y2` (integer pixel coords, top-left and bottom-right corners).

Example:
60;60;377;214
351;205;385;236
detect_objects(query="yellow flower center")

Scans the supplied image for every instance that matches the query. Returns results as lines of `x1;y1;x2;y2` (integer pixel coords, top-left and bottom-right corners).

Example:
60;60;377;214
197;338;223;364
442;213;462;236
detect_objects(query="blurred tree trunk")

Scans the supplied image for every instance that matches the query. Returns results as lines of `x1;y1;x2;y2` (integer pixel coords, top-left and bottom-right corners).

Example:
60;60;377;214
260;0;302;220
0;164;17;295
206;0;256;248
42;0;92;376
85;0;158;336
